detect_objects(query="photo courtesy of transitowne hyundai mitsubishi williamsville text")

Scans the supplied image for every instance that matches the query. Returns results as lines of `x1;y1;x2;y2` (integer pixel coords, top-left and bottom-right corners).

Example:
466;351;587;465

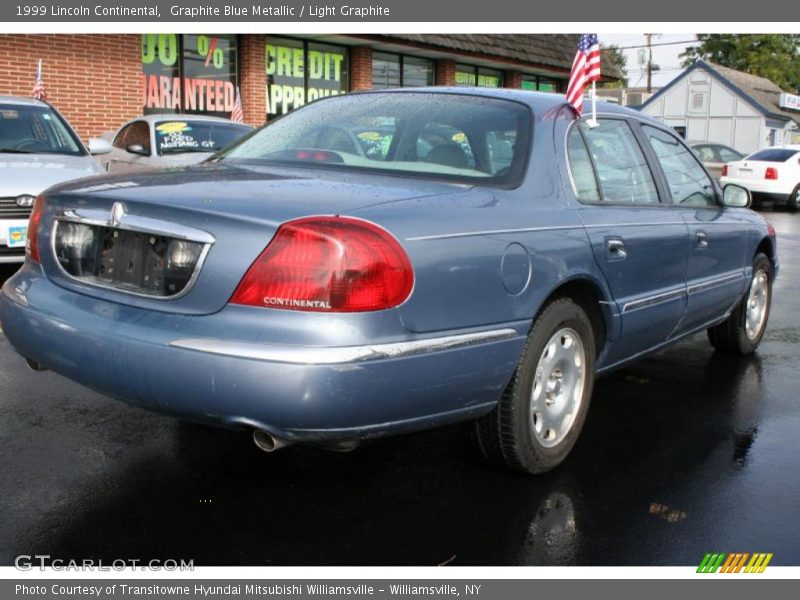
16;584;468;596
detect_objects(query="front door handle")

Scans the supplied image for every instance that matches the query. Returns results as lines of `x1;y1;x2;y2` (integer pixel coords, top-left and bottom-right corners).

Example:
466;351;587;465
605;237;627;261
696;231;708;250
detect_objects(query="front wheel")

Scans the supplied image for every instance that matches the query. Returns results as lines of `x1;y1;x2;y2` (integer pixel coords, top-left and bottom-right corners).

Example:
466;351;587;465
474;298;595;474
707;253;772;354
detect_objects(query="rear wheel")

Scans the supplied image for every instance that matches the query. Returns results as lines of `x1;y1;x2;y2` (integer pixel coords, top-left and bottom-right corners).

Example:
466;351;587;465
789;185;800;212
707;253;772;354
474;298;595;474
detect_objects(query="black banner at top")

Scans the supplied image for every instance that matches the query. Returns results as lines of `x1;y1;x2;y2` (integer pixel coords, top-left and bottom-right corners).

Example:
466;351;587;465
3;0;799;22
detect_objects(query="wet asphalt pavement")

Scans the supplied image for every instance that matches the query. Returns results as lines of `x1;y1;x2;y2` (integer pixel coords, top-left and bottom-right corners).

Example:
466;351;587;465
1;210;799;567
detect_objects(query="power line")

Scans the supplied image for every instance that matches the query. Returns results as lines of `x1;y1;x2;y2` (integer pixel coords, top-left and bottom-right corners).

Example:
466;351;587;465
610;39;700;50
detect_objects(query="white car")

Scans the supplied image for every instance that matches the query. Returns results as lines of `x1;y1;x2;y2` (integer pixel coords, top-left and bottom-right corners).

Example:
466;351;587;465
720;145;800;211
0;96;110;263
103;114;252;173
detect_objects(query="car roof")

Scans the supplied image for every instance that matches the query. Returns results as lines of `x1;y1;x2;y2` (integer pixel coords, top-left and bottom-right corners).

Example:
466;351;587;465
0;95;52;108
346;87;667;127
749;144;800;152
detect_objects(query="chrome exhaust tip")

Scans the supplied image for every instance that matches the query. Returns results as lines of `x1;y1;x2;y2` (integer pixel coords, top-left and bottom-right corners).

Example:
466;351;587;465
252;429;293;453
25;358;47;372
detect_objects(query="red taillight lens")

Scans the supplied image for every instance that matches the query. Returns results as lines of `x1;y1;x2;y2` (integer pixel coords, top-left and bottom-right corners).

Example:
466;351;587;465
230;216;414;312
721;165;728;177
26;194;46;263
765;167;778;180
767;222;776;237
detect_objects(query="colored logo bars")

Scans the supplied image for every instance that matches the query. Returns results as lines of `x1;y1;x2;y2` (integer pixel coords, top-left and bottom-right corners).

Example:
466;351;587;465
697;552;773;573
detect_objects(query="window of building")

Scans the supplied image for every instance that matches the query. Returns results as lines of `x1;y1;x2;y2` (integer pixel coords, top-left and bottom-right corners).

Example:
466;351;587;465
455;65;503;88
371;53;435;89
141;34;239;118
266;37;348;116
521;76;560;93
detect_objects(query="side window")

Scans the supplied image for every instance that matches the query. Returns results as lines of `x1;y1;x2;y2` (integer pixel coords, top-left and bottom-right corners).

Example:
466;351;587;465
566;126;600;202
112;124;132;149
127;122;151;153
644;126;716;208
716;145;741;163
580;119;659;205
694;145;715;162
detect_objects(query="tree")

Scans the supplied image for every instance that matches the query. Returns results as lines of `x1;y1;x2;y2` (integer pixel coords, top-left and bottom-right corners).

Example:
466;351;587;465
680;34;800;92
600;44;628;88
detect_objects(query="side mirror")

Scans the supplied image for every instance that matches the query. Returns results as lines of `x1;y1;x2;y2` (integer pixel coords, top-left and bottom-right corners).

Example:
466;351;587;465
722;184;751;208
87;138;112;155
126;143;149;156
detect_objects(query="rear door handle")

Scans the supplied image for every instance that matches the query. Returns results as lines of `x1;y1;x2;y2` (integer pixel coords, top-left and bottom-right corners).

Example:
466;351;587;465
696;231;708;249
605;237;627;261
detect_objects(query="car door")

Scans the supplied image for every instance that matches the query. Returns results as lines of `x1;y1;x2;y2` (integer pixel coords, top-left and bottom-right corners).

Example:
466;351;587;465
107;121;153;173
641;125;749;334
566;118;690;363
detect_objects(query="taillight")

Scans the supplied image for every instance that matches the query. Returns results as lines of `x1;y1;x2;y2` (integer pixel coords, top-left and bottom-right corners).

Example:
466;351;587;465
767;222;776;237
230;216;414;312
721;165;728;177
765;167;778;180
26;194;46;263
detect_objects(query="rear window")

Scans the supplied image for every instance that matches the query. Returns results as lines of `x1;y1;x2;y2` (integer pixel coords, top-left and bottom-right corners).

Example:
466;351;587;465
745;148;799;162
155;120;252;155
217;93;532;187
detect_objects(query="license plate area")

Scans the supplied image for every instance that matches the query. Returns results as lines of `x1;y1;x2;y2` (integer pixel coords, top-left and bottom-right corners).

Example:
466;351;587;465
54;221;205;298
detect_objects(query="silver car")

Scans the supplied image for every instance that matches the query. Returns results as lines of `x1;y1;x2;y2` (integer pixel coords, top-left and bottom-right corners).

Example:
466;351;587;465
103;114;253;173
689;141;745;180
0;96;109;263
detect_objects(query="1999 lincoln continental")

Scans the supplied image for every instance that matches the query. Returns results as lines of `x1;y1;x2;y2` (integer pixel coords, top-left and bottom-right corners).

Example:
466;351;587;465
0;89;778;474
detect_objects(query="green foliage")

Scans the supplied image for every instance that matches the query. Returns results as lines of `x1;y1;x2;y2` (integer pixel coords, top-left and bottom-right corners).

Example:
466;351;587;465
601;44;628;88
680;34;800;91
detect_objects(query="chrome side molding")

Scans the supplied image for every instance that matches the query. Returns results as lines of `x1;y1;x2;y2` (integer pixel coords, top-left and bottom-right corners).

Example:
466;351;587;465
169;328;519;365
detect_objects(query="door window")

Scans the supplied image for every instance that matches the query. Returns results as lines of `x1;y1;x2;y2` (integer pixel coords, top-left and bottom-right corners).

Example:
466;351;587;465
566;126;600;202
644;125;716;208
573;119;659;205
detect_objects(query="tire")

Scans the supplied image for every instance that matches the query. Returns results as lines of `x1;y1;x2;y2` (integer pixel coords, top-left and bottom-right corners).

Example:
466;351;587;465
789;185;800;212
707;253;772;355
474;298;595;474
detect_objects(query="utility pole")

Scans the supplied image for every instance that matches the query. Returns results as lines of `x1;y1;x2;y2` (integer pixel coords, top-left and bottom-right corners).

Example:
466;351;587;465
645;33;653;93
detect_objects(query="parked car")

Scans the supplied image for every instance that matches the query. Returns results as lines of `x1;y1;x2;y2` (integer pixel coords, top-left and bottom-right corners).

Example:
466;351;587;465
689;141;744;180
103;114;253;173
0;89;778;474
720;145;800;211
0;96;109;263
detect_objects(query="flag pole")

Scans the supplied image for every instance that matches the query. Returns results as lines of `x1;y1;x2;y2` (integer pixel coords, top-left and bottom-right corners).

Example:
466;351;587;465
591;80;597;126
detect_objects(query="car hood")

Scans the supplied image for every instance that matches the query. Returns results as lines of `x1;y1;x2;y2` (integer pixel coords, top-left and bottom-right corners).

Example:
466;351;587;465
154;152;214;166
0;153;104;197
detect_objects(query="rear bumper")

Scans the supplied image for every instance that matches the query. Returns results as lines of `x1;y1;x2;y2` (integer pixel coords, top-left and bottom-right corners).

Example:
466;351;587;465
719;177;793;199
0;266;528;441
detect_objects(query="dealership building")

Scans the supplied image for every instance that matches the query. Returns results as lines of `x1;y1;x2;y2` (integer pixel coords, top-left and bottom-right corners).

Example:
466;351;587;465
0;34;617;139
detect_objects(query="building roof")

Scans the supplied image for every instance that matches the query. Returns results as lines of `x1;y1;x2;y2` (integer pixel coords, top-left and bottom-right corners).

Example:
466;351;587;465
702;61;799;123
375;34;622;79
642;60;800;125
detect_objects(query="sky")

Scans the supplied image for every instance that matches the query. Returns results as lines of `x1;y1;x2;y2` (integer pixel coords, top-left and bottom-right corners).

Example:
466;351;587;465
601;34;702;89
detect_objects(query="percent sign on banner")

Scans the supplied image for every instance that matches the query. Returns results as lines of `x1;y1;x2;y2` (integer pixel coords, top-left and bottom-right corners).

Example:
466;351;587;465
197;35;224;68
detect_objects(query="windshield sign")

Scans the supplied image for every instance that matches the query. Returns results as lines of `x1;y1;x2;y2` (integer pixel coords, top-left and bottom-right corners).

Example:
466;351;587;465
155;121;251;155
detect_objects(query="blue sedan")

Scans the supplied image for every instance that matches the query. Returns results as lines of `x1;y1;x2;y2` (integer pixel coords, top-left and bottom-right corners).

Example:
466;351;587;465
0;89;778;474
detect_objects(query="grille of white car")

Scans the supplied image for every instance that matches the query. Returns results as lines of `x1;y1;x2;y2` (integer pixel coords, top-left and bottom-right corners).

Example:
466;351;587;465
0;197;32;218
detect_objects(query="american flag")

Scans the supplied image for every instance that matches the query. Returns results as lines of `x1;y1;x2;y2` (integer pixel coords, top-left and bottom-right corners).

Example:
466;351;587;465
32;59;46;101
566;34;601;114
231;86;244;123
